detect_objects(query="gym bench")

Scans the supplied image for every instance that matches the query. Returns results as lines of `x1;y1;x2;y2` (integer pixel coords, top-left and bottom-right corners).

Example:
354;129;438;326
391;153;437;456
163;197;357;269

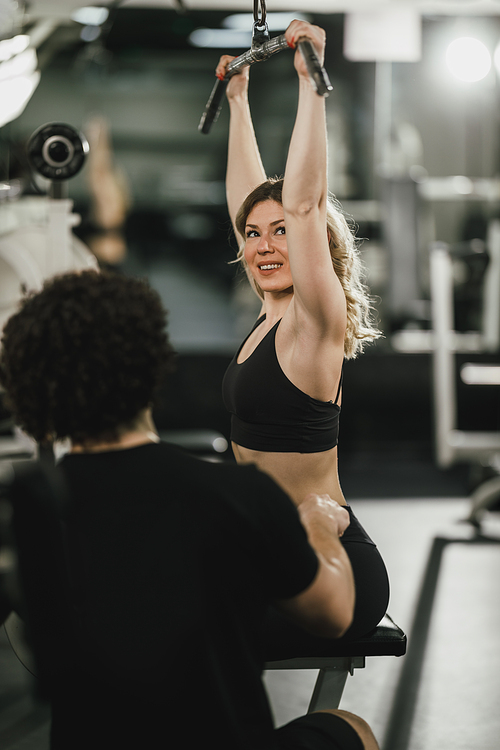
265;614;407;712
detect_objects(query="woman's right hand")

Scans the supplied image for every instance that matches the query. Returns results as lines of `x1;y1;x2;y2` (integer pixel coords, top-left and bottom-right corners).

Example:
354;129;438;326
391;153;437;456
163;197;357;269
215;55;250;100
285;19;326;83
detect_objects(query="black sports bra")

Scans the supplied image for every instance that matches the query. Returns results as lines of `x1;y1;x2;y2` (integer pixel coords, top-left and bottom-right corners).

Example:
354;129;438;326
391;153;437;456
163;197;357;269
222;315;342;453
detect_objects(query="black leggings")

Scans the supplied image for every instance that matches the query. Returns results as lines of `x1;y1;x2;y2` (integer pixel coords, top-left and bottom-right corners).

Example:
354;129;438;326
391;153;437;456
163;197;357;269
261;505;390;660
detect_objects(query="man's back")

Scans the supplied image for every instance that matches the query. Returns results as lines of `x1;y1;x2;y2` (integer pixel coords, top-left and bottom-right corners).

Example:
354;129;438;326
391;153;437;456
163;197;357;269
55;441;318;749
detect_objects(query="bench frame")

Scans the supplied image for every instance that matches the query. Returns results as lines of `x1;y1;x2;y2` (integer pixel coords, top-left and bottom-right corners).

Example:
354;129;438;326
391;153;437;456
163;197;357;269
265;614;407;712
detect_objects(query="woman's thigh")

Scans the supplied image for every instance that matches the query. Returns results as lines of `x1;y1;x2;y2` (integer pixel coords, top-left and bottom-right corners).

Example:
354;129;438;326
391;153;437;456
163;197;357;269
261;536;389;660
340;540;389;640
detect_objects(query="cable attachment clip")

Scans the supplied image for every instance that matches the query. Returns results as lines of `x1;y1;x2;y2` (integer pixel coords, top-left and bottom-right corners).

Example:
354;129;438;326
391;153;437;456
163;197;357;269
251;20;270;56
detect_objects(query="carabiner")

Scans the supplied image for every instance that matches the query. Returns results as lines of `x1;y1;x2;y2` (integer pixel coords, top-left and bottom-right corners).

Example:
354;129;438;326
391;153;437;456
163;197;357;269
252;20;270;51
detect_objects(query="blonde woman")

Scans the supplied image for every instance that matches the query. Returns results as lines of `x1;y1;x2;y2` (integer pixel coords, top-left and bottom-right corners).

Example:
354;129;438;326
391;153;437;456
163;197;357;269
219;19;389;645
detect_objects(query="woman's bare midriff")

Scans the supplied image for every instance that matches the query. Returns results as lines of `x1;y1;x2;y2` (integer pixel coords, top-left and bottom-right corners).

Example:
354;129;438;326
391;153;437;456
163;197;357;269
231;442;346;508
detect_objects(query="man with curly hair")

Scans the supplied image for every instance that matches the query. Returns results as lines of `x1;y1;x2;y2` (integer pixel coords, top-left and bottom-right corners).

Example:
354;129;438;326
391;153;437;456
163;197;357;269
0;270;378;750
0;270;174;447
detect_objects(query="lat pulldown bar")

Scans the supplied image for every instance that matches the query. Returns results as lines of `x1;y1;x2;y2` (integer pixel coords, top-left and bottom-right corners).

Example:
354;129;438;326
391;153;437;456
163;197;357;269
198;22;333;135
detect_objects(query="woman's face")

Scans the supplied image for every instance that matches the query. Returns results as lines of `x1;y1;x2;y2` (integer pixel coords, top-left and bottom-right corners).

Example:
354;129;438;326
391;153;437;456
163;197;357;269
243;200;293;294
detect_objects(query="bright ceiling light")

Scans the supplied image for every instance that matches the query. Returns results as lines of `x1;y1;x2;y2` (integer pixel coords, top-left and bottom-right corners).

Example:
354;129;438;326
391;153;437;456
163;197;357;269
452;175;473;195
190;12;313;49
0;34;29;62
0;40;39;127
189;28;251;49
0;72;40;128
70;6;109;26
446;37;491;82
493;40;500;77
80;25;102;42
0;48;37;82
223;13;310;31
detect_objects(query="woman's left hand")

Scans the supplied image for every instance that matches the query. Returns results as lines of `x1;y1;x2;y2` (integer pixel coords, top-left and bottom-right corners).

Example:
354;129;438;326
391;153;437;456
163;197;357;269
285;19;326;81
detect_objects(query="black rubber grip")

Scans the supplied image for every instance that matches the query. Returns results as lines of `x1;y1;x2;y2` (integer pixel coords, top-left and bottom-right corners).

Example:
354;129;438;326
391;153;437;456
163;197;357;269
198;77;229;135
297;40;333;97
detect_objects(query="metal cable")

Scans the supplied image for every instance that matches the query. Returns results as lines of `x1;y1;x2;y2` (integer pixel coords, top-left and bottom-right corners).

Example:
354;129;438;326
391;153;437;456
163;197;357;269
253;0;266;26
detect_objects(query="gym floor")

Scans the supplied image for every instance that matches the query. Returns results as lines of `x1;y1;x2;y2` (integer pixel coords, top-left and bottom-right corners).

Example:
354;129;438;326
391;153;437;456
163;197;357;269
265;494;500;750
1;461;499;750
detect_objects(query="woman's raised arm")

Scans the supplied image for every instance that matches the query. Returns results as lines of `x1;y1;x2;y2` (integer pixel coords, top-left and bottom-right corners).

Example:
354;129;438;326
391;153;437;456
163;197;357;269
282;22;345;336
216;57;267;244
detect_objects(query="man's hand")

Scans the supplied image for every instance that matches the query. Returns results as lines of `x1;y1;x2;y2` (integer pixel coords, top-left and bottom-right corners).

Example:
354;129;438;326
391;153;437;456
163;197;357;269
298;493;350;538
276;492;355;639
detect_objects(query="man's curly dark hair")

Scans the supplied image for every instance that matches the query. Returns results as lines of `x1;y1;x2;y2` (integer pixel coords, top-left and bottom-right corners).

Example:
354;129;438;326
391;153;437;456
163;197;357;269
0;270;176;444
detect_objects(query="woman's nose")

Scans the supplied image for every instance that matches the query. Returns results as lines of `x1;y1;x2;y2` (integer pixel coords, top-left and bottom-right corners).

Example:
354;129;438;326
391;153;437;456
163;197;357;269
257;234;272;253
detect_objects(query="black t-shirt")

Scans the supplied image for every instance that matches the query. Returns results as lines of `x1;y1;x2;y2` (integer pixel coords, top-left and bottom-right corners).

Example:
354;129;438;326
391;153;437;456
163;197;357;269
55;442;318;749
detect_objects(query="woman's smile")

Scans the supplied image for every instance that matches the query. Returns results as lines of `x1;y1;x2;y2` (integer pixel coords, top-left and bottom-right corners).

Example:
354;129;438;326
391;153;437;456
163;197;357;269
258;261;283;274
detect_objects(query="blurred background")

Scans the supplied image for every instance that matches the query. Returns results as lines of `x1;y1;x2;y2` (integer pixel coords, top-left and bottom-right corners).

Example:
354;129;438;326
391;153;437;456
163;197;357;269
1;4;500;750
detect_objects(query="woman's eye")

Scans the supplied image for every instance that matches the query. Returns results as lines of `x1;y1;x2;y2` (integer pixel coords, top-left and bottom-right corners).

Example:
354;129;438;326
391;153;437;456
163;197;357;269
246;230;259;238
276;226;286;235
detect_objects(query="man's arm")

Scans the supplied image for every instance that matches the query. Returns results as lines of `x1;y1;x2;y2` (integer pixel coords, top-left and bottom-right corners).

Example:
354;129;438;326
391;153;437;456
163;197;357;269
274;494;355;639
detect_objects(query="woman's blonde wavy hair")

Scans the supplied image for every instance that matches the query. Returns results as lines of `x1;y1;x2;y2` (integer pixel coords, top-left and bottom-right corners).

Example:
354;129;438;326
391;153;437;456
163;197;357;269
233;177;381;359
